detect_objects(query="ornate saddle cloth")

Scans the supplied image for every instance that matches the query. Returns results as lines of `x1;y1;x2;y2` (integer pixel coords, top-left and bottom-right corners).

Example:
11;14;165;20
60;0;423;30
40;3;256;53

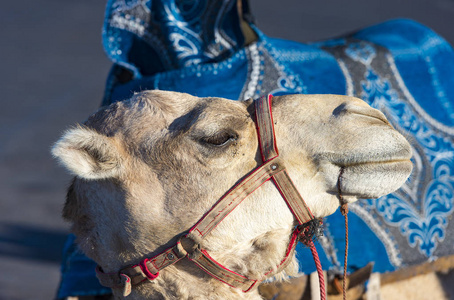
57;0;454;298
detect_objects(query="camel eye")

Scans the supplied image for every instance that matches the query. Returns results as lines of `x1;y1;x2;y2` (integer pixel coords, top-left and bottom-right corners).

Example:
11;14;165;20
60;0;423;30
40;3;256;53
200;131;238;147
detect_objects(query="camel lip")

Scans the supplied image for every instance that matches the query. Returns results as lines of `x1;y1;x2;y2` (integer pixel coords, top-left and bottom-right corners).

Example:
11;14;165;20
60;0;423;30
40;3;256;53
316;146;413;168
329;159;413;199
334;158;413;168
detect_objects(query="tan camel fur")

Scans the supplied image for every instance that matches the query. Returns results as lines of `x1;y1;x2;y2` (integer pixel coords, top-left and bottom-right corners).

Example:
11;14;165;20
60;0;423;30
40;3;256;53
52;91;412;300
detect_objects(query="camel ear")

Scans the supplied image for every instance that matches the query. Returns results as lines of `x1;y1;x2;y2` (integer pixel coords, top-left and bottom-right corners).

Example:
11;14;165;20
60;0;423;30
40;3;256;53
52;126;123;179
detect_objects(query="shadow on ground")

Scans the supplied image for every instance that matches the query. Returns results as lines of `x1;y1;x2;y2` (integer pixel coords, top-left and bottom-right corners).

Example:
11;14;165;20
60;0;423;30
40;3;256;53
0;223;68;264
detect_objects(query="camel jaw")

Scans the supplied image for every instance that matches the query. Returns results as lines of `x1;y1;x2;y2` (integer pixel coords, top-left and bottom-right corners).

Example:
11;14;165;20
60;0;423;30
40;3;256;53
316;152;413;201
336;159;413;199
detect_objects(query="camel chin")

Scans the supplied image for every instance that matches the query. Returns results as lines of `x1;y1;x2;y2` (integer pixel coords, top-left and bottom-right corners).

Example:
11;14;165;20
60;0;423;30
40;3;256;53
340;160;413;199
318;155;413;202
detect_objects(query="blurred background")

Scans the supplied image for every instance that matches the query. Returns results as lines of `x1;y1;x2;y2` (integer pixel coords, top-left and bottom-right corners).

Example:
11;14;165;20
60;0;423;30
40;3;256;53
0;0;453;299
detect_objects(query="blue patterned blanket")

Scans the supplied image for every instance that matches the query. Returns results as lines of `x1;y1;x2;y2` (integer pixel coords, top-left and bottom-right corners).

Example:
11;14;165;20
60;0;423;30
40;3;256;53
57;0;454;298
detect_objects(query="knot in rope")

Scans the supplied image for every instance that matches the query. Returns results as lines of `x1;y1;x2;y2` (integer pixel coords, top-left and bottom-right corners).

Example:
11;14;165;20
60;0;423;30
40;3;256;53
298;218;324;246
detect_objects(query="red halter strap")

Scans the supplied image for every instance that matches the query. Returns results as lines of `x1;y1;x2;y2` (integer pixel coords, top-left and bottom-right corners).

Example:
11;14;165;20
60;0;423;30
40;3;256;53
95;94;319;297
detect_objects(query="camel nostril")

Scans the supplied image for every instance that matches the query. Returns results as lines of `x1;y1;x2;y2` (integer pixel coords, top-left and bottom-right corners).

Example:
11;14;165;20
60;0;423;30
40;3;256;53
332;103;391;126
332;102;349;117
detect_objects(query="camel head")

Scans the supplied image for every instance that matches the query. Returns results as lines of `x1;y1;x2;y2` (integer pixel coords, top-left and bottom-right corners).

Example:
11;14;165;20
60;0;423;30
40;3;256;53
52;91;412;299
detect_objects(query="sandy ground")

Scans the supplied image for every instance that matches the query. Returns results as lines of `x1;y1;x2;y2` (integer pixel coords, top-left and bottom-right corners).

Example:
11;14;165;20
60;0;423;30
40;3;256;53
1;0;453;299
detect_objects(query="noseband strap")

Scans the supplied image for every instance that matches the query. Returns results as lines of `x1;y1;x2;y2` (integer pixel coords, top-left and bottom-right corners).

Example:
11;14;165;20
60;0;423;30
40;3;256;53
96;94;318;296
256;95;314;224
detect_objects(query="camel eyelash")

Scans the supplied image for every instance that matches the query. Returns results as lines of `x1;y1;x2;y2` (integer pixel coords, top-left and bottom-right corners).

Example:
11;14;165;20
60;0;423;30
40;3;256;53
199;131;238;147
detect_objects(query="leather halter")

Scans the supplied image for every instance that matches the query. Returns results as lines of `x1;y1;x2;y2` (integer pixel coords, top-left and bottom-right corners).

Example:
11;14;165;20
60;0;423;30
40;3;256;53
95;94;318;297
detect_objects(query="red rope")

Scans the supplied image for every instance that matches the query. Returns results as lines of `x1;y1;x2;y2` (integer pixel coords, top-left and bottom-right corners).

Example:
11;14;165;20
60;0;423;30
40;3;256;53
309;240;326;300
338;167;349;300
341;203;349;300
